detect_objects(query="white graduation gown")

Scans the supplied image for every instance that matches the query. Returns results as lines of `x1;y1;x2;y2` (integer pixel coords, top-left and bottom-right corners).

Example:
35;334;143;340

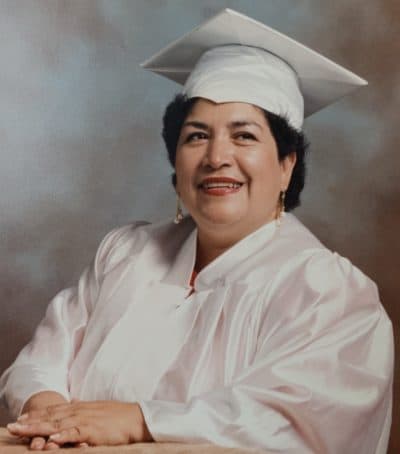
0;214;393;454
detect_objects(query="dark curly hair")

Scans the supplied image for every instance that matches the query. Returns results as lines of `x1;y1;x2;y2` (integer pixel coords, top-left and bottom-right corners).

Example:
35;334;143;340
162;94;309;211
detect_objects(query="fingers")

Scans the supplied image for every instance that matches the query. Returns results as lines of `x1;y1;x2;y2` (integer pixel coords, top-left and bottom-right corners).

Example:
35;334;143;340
43;440;61;450
8;402;91;443
49;426;87;445
29;436;61;451
18;403;73;423
10;400;140;446
8;421;61;438
19;399;104;424
8;415;80;439
30;437;46;450
29;436;86;451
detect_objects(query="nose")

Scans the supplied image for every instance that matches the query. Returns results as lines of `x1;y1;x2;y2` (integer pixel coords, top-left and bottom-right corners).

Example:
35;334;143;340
202;135;232;169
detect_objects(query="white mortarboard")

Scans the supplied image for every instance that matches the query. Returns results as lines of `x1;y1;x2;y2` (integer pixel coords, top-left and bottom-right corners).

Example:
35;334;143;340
141;8;367;130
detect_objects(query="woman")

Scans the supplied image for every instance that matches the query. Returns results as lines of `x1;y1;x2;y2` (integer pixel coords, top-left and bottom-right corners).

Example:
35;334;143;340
1;9;393;453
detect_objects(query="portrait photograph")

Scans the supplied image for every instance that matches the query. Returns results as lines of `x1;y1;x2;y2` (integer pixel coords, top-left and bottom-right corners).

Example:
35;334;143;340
0;1;398;452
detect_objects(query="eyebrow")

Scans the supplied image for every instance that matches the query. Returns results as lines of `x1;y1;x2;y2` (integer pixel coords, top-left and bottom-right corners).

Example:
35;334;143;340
182;121;209;131
230;120;263;130
182;120;264;131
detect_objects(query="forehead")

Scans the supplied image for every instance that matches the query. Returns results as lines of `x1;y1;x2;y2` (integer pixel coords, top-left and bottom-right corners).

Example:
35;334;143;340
186;98;268;125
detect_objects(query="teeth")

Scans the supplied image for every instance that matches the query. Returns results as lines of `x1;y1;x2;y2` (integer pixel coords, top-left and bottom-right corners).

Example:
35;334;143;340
203;182;242;189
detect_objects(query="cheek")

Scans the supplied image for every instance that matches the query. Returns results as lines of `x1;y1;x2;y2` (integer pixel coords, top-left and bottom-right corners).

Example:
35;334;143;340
174;150;187;178
174;150;197;188
242;151;281;184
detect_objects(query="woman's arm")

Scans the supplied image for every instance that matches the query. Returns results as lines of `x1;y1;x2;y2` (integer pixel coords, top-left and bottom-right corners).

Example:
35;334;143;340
138;252;394;454
0;224;137;419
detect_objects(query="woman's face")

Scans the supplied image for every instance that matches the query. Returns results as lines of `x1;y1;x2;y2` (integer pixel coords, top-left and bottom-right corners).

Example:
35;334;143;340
175;98;296;239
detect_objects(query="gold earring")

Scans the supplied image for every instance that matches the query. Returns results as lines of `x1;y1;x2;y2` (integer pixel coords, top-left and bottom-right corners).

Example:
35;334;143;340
174;196;184;224
276;191;286;226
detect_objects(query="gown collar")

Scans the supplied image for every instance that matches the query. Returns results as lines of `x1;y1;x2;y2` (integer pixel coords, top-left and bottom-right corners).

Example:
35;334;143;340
162;216;280;290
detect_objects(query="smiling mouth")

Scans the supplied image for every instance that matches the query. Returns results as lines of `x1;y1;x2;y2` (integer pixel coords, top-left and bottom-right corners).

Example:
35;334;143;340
198;181;244;196
200;182;243;189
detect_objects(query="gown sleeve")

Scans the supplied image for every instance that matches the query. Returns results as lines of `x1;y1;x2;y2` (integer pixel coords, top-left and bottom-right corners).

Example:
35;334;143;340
0;225;135;418
139;250;394;454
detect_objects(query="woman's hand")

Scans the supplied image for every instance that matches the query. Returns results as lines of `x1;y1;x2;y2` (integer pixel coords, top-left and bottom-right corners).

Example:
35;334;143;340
7;400;153;448
17;391;74;450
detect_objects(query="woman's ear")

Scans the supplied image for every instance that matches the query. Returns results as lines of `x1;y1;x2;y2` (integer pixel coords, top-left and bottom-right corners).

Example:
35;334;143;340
280;152;297;190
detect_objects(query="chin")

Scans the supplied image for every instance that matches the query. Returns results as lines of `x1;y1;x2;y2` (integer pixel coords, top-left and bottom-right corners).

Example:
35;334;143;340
198;209;245;227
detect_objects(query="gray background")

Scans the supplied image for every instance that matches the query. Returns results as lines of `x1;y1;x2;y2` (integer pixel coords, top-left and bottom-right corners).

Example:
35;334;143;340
0;1;398;451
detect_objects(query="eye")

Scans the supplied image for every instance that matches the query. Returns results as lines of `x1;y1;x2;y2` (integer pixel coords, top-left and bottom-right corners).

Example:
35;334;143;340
235;132;257;142
184;131;208;143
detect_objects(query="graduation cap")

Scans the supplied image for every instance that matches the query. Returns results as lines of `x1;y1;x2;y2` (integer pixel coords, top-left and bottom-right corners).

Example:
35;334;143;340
141;8;367;130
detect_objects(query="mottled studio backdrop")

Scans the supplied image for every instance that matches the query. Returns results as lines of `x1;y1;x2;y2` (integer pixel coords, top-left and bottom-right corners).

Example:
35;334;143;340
0;0;399;451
